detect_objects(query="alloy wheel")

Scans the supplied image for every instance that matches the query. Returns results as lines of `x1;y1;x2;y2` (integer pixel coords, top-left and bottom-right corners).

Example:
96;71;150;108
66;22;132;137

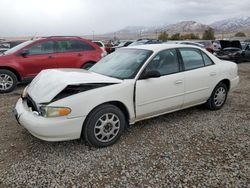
0;74;13;91
214;87;226;107
94;113;120;143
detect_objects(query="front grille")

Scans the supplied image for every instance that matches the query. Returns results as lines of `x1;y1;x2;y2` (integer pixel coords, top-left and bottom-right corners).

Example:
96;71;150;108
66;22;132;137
26;95;38;112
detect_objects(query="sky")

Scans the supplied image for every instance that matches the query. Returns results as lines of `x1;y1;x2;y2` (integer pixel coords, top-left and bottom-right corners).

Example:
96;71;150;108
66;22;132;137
0;0;249;37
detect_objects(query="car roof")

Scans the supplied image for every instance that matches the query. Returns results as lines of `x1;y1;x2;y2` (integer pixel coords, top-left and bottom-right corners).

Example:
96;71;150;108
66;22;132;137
126;43;202;53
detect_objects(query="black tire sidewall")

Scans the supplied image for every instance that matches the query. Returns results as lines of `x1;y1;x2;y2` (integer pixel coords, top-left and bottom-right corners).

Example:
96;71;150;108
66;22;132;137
84;104;126;147
0;69;18;93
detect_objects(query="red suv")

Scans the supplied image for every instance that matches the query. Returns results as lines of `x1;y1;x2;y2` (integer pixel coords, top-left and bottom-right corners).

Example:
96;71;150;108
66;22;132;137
0;36;103;93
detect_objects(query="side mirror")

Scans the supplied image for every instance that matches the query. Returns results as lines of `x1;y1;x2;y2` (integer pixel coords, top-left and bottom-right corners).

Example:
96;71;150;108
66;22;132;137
20;49;29;57
140;70;161;79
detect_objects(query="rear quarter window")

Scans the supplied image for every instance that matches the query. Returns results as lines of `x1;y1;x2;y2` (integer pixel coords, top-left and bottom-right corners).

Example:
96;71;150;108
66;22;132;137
201;51;214;66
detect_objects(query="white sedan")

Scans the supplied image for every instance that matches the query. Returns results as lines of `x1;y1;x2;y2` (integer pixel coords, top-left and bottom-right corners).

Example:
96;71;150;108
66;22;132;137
14;44;239;147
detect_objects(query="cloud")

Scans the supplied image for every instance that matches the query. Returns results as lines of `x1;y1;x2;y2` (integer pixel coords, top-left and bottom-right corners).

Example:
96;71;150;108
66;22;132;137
0;0;249;36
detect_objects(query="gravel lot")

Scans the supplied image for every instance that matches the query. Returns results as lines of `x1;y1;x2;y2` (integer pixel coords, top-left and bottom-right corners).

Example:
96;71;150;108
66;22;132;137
0;63;250;187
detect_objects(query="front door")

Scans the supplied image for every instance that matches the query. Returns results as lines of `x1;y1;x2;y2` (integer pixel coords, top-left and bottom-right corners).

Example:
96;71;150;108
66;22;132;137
18;40;57;77
135;49;184;120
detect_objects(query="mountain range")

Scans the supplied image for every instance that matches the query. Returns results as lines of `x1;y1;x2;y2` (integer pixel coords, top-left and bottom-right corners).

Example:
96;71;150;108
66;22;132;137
104;16;250;39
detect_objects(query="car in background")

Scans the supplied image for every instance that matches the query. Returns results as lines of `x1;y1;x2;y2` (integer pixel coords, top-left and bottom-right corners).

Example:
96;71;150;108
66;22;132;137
111;40;135;52
196;40;214;53
166;40;214;53
93;41;108;57
129;39;162;46
215;43;250;63
103;41;115;54
0;36;102;93
213;40;242;52
0;40;25;53
14;44;239;147
117;40;134;47
213;40;243;62
166;41;205;48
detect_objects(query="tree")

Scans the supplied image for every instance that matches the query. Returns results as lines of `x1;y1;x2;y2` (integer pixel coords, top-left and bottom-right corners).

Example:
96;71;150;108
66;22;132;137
190;33;200;40
158;31;168;41
234;32;246;37
180;33;200;40
202;28;215;40
170;33;181;40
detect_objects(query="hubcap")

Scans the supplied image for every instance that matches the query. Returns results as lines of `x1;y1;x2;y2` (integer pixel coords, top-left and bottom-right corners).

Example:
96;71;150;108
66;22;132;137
214;87;226;107
0;74;13;91
94;113;120;143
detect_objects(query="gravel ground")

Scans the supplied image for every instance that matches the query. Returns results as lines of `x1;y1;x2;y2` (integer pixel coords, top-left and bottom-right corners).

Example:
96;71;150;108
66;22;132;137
0;63;250;187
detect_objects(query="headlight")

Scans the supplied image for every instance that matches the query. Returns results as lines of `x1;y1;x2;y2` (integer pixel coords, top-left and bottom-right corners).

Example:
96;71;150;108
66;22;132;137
21;86;28;98
40;106;71;117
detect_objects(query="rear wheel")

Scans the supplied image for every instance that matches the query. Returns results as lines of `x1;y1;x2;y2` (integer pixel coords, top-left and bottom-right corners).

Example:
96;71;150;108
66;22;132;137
83;104;126;147
81;62;95;70
0;69;18;93
205;82;228;110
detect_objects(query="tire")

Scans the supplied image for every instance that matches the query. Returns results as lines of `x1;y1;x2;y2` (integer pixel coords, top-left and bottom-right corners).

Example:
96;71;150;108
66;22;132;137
81;62;95;70
83;104;126;147
205;82;228;110
0;69;18;93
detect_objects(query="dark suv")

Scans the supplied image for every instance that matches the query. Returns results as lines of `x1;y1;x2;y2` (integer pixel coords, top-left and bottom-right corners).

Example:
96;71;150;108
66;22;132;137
0;36;103;93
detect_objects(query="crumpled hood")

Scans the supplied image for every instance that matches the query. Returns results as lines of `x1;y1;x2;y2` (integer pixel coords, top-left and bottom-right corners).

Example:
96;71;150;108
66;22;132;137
27;69;122;103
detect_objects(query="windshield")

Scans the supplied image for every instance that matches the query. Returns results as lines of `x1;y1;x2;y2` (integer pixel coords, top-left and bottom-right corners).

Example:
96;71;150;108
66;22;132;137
90;48;153;79
4;40;33;55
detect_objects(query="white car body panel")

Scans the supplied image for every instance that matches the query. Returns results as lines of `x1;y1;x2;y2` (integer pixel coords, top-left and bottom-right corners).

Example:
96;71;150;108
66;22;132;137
14;44;239;142
182;65;219;108
136;72;184;120
15;98;85;141
50;80;136;121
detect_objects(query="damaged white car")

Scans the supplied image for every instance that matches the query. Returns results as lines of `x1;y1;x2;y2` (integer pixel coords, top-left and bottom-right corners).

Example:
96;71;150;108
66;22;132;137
14;44;239;147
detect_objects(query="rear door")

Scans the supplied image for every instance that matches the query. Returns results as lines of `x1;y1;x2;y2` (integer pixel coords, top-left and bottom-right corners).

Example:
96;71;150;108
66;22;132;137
17;40;57;77
135;49;184;120
53;40;82;68
179;48;219;108
53;40;98;68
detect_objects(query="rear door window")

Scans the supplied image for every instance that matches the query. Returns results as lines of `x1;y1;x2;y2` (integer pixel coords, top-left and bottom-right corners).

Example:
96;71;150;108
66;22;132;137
56;40;95;53
179;48;205;70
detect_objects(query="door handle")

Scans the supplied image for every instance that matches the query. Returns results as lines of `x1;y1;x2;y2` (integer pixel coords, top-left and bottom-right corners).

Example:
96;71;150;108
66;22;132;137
48;55;53;59
78;53;83;57
175;80;183;85
210;72;217;76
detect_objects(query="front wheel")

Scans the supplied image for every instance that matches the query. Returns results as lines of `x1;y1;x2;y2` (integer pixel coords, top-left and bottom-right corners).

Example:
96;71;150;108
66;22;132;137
0;69;18;93
205;82;228;110
83;104;126;147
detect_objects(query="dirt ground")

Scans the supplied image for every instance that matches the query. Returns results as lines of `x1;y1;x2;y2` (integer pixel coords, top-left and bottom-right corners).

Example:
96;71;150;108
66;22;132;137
0;63;249;187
